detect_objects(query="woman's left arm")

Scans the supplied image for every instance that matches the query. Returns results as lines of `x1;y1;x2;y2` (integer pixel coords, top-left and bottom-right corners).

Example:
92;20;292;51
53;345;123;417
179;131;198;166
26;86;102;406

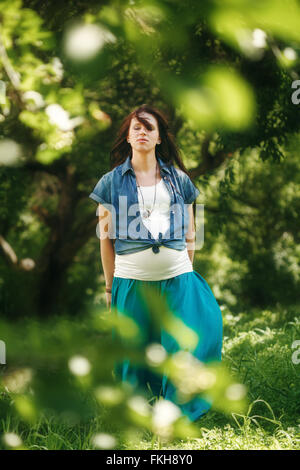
185;203;196;264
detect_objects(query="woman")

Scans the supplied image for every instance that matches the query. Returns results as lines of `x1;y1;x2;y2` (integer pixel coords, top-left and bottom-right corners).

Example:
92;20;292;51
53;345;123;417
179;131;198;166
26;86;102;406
89;104;223;421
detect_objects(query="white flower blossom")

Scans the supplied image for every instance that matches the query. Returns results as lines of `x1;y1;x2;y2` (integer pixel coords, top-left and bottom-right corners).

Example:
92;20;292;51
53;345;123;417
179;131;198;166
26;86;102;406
152;399;181;428
68;355;91;376
45;104;84;131
64;24;116;61
92;433;116;449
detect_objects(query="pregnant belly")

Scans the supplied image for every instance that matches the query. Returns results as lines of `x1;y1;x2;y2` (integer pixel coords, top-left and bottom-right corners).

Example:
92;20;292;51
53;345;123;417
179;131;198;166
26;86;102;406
114;246;193;281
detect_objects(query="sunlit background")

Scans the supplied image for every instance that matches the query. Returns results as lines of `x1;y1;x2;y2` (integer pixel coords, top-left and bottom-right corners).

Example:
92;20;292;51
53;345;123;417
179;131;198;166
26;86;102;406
0;0;300;450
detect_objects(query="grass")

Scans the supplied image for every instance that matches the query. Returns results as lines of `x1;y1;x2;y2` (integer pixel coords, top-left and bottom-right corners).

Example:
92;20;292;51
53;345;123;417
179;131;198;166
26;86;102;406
1;305;300;450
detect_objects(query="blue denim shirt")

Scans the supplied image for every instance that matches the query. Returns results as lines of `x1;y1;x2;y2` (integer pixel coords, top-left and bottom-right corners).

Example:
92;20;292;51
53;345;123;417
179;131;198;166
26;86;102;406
89;155;200;255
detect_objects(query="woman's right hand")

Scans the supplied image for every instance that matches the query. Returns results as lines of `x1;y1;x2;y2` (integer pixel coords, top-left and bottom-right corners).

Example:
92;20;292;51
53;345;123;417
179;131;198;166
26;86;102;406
105;292;112;312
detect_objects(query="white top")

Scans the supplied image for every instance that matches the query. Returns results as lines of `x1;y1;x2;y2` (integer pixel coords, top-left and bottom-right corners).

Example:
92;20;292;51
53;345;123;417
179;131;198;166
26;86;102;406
113;179;193;281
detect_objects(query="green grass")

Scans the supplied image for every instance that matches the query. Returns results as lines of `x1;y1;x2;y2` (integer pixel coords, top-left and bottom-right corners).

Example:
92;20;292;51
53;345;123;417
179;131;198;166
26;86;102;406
1;305;300;450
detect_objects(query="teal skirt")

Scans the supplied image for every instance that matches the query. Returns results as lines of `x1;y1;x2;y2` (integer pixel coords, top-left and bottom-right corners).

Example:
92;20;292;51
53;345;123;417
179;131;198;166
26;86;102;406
111;270;223;422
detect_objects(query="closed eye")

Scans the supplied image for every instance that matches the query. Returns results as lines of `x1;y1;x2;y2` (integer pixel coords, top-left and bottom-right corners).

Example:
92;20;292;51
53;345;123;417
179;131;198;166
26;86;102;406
134;126;154;130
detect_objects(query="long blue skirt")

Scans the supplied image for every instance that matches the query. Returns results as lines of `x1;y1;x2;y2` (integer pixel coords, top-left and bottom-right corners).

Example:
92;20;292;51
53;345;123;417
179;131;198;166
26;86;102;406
111;270;223;422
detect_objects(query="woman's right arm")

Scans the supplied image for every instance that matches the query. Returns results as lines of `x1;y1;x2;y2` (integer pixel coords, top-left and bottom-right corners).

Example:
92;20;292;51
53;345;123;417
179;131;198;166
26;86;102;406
98;203;115;309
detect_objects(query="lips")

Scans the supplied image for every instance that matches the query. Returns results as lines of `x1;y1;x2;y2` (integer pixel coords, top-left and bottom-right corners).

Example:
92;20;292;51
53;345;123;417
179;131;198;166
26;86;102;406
137;138;148;142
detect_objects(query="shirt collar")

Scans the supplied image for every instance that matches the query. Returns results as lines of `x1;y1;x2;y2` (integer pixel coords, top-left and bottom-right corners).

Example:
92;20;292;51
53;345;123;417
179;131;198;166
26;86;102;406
121;155;172;177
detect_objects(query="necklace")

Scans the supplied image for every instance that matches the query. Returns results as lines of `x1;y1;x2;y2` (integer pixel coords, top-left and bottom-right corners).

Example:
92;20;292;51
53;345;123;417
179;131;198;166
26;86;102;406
136;162;158;219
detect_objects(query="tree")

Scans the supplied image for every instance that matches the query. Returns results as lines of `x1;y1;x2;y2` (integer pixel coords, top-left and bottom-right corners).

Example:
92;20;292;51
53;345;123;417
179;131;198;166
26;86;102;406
1;0;300;316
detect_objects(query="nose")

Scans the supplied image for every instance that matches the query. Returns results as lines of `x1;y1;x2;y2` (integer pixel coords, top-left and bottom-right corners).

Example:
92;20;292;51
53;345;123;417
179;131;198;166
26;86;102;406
138;131;148;140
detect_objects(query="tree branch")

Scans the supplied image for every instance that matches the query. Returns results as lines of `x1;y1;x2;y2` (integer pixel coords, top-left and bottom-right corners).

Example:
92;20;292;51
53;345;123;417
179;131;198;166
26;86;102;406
0;235;35;271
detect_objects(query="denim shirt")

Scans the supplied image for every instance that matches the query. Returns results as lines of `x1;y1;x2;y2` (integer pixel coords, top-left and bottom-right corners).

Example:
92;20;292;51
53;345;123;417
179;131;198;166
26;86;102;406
89;155;200;255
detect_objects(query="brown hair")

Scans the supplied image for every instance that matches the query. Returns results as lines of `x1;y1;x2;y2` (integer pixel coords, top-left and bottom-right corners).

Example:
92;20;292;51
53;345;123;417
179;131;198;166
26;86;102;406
109;104;190;176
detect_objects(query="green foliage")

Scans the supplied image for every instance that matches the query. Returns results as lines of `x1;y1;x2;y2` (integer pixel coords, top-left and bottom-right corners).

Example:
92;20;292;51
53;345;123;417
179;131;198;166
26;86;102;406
191;138;300;310
1;0;300;318
1;304;299;450
0;0;299;450
0;289;247;449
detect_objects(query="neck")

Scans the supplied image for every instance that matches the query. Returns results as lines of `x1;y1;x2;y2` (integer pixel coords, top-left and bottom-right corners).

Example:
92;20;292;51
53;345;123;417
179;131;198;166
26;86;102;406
130;150;157;174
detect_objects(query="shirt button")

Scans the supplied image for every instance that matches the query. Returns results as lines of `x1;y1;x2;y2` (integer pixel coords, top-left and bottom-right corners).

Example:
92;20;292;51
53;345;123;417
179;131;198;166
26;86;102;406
152;245;160;254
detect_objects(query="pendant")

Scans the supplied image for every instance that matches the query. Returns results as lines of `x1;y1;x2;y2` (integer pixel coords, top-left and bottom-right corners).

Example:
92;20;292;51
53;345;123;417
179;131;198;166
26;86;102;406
142;209;150;218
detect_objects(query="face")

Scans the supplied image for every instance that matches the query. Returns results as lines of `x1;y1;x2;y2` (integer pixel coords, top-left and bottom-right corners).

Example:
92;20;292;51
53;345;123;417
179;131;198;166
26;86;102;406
127;112;161;150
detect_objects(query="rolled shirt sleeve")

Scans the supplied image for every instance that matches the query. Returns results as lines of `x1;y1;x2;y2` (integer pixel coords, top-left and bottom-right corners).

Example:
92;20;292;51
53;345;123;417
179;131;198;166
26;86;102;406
182;173;200;204
89;173;111;205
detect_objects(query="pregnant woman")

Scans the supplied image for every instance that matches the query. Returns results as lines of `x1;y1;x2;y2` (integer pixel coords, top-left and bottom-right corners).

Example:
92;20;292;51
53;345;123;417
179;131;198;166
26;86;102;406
89;104;223;421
